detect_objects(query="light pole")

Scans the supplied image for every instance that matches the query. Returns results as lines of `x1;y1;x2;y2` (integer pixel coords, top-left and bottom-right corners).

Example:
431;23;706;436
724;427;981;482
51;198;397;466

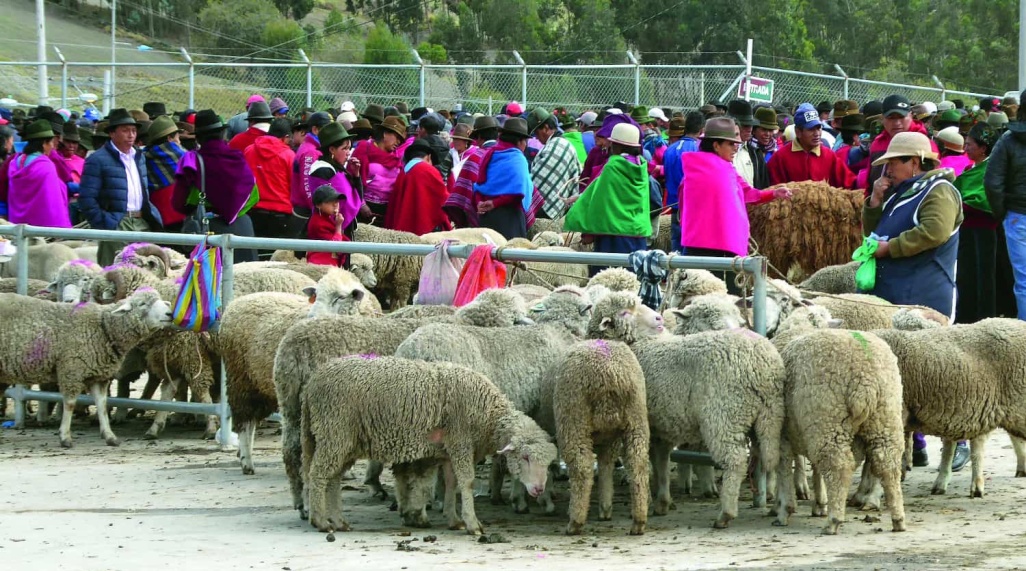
1020;0;1025;91
110;0;116;108
35;0;48;105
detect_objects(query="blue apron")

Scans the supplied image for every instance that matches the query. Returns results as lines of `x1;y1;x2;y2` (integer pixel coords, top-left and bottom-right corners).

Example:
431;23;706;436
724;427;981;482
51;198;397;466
864;172;960;319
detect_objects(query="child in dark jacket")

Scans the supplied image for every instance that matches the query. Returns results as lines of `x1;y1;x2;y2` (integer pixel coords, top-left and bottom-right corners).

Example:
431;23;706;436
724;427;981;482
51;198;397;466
307;184;350;267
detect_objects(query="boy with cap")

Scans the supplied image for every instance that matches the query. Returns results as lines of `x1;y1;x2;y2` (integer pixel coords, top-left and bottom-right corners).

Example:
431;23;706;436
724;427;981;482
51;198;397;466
767;103;854;188
289;111;333;230
306;184;351;268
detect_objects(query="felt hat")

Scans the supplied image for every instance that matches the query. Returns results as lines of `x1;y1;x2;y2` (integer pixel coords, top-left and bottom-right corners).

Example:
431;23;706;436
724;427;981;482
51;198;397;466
556;109;576;129
455;114;475;127
378;116;407;139
147;115;181;143
246;101;274;121
839;113;866;133
176;121;195;139
193;109;226;135
362;104;385;124
105;108;138;132
24;119;55;140
754;107;778;130
93;121;110;140
312;184;345;206
816;101;833;114
608;123;641;147
871;132;938;166
832;99;859;119
393;101;409;115
701;117;741;143
142;102;167;118
410;107;429;121
269;97;289;115
727;99;758;126
698;103;719;118
629;105;652;123
349;118;373;138
935;109;963;129
499;117;530;139
418;112;445;134
471;115;499;134
881;94;911;117
667;118;686;137
526;107;552;135
451;123;474;142
988;111;1009;130
129;109;150;124
318;122;355;149
937;101;956;112
76;125;94;150
934;126;964;153
862;100;884;119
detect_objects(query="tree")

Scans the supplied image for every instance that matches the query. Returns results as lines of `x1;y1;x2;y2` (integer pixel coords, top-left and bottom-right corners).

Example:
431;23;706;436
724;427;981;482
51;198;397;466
273;0;314;21
363;22;413;64
262;19;306;60
197;0;280;58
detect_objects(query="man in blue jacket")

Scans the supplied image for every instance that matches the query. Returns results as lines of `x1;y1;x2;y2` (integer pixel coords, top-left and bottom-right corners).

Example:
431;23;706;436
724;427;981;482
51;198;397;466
79;108;163;266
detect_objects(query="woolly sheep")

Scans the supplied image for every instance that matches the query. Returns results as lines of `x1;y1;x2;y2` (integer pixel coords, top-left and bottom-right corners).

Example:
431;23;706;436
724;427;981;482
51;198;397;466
504;237;537;250
91;264;316;305
0;277;55;300
509;284;551;305
651;213;672;253
453;288;534;327
773;328;906;535
301;356;557;534
218;269;373;475
669;293;746;335
73;245;98;263
665;268;729;309
352;224;428;308
0;242;78;281
531;231;562;248
0;290;174;447
50;259;102;303
529;218;563;238
386;304;458;319
420;227;508;247
113;243;175;278
270;249;299;262
587;267;640;293
798;261;859;295
509;246;590;288
872;319;1026;498
805;294;903;331
138;329;220;440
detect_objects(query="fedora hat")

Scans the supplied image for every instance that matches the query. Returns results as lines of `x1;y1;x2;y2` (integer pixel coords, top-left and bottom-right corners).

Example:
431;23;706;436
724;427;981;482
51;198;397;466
609;122;641;147
349;118;373;138
148;115;181;142
727;99;758;126
839;113;865;133
142;102;168;118
24;119;55;140
246;101;273;121
629;105;652;123
176;121;195;139
871;132;938;166
318;122;355;149
700;117;742;144
499;116;530;139
193;109;226;135
471;115;499;134
754;107;778;130
832;99;859;119
377;115;407;139
451;123;473;142
362;104;385;124
61;122;81;142
667;118;686;137
526;107;552;135
105;108;138;132
129;109;150;124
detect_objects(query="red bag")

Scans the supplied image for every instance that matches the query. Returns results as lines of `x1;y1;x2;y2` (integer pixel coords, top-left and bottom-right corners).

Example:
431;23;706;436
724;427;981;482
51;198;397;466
452;244;507;307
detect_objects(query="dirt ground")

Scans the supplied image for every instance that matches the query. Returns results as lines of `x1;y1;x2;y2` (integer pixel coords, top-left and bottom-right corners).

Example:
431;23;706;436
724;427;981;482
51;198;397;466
3;413;1026;571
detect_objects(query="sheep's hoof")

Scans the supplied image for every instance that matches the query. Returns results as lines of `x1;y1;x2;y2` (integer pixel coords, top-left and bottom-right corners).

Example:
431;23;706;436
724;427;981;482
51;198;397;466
448;520;466;531
512;503;530;515
597;509;612;522
892;518;906;532
143;431;159;440
566;521;584;535
105;436;121;447
241;464;255;476
930;486;946;496
59;438;73;449
772;517;788;527
970;488;984;499
201;429;217;441
401;512;431;528
1016;470;1026;478
652;500;671;516
298;508;309;521
767;507;778;517
713;514;732;529
464;523;484;536
388;500;398;511
311;516;349;533
489;495;506;506
628;521;646;536
811;504;827;518
821;521;841;535
795;488;810;501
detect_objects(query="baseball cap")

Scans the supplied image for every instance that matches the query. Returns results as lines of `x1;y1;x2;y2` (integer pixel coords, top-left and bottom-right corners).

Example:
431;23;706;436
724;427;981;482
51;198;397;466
577;111;598;127
339;101;356;113
882;94;911;117
937;101;956;112
648;108;668;122
307;112;332;129
312;184;345;206
794;103;823;130
505;101;523;116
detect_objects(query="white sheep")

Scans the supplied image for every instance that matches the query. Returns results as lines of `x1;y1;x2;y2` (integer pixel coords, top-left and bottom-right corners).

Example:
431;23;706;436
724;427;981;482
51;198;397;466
301;355;557;535
508;246;590;288
665;268;729;309
587;267;641;293
420;227;508;247
798;261;859;295
353;224;428;308
0;289;174;447
0;242;78;281
50;259;103;303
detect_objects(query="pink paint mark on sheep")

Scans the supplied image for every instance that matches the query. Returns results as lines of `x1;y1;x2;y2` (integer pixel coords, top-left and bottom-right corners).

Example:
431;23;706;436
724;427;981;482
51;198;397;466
590;339;612;358
357;353;378;360
71;302;90;315
68;258;101;269
102;262;133;272
119;242;151;261
23;333;50;368
730;327;763;340
135;286;157;294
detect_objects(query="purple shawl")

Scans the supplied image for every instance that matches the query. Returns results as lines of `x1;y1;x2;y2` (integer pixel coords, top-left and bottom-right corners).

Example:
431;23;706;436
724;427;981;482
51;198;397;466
173;139;255;224
595;114;641;139
7;153;72;228
310;169;363;227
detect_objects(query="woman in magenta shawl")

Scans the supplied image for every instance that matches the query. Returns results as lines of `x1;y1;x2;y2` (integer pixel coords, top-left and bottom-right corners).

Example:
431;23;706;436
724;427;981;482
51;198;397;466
6;119;72;228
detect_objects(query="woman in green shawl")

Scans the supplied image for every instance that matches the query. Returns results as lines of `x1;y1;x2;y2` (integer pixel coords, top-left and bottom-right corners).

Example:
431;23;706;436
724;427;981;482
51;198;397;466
954;123;999;322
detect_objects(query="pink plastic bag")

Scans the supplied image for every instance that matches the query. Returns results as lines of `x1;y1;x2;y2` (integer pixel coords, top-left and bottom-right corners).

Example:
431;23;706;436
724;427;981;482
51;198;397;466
416;239;465;305
453;244;508;307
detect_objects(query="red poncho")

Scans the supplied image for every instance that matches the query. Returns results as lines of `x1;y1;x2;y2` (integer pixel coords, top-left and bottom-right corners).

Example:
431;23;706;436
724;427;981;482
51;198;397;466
384;159;452;235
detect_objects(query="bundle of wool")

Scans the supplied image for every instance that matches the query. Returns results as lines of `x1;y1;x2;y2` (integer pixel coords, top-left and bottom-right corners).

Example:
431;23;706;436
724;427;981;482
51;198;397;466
747;181;864;277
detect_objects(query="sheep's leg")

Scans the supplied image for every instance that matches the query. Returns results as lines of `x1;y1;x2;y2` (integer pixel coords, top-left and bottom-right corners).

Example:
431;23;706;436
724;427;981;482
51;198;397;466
34;398;51;425
623;428;650;536
819;448;855;535
364;460;387;500
127;374;161;420
650;440;674;515
192;386;217;440
307;446;352;533
536;465;556;514
451;451;483;535
1013;436;1026;478
752;457;768;508
766;469;777;503
695;464;719;498
850;460;882;511
113;369;142;423
969;435;986;498
432;466;446;512
510;480;530;514
794;456;811;501
277;418;307;515
489;455;506;505
58;390;78;448
595;445;615;522
868;442;906;532
238;420;258;476
91;383;119;447
442;460;463;531
712;442;747;529
931;439;957;495
811;467;828;517
566;441;596;535
144;377;178;440
678;463;693;496
771;440;796;526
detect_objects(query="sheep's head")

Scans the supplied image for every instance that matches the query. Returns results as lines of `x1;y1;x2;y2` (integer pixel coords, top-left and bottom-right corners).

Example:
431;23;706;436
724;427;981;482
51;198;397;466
305;268;372;317
671;294;746;335
529;285;593;336
455;288;534;327
115;243;171;277
531;231;562;248
666;269;728;309
93;265;157;304
588;292;665;343
774;304;842;337
110;288;173;329
50;259;102;303
587;267;641;293
891;307;947;331
494;411;557;499
348;253;378;289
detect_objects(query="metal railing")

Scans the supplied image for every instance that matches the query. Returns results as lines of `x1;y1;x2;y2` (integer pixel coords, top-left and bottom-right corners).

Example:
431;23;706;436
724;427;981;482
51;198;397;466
0;50;998;118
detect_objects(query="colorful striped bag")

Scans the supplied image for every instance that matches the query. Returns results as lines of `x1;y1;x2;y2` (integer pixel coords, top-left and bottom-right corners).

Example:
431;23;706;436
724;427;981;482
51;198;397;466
171;240;223;331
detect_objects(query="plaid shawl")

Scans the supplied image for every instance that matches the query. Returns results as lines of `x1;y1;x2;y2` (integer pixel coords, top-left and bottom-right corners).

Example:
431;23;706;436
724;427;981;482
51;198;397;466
445;140;496;227
145;141;185;191
532;136;581;219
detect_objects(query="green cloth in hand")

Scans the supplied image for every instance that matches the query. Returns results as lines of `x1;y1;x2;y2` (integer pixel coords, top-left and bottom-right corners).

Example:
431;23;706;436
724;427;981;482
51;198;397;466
852;237;879;291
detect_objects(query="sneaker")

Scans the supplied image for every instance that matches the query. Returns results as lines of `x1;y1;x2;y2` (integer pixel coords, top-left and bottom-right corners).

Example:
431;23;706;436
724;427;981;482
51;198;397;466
912;448;929;467
951;443;970;472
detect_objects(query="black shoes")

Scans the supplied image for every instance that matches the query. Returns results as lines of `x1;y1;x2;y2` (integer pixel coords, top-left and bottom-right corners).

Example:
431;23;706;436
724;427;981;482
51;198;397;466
951;443;971;472
912;448;929;467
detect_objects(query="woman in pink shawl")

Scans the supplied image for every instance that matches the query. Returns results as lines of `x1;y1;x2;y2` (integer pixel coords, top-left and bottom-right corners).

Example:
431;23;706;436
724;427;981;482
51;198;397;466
6;120;72;228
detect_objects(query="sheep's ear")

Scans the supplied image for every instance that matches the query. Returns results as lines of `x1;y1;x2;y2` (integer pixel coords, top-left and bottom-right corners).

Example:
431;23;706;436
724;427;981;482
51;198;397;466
579;303;593;316
496;443;515;456
427;428;446;444
530;302;547;313
670;308;687;319
735;297;751;309
514;315;535;326
827;318;844;328
598;316;614;331
351;289;365;302
112;301;132;314
46;281;58;293
618;309;632;319
302;286;317;304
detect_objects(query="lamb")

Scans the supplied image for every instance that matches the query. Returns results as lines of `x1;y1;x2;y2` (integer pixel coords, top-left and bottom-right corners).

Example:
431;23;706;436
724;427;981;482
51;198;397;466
798;261;859;295
420;227;508;247
665;268;729;309
587;267;640;293
353;224;430;308
773;328;907;535
218;268;374;475
0;290;174;447
453;288;534;327
50;259;103;303
805;294;905;331
0;242;78;281
301;356;557;535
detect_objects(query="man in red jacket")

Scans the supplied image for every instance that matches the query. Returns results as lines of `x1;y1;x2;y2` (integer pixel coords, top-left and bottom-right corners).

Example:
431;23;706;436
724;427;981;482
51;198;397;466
228;101;274;152
768;102;855;188
244;118;296;242
863;94;939;192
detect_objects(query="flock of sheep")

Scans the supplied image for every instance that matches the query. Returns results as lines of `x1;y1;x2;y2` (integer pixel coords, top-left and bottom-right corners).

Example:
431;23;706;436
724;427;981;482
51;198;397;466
2;216;1026;540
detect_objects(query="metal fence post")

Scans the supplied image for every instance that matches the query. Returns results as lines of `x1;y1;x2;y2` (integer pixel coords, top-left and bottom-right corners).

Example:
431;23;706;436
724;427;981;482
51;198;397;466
932;75;946;101
834;64;849;100
180;47;194;109
54;46;67;109
627;51;640;105
299;49;312;108
512;51;526;106
13;224;28;296
412;49;425;107
750;256;768;336
218;234;235;449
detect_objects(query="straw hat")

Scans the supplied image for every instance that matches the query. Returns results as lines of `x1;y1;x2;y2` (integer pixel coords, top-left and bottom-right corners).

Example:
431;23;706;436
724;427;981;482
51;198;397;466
608;123;641;147
934;126;964;154
871;132;939;166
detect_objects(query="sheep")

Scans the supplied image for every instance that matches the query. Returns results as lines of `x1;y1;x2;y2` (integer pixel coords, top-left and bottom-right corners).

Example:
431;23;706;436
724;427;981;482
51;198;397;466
0;242;78;281
385;304;457;319
301;355;557;535
0;277;55;300
73;244;98;263
113;242;175;278
529;217;563;238
218;268;374;475
50;259;103;303
452;288;533;327
669;293;746;335
531;231;562;248
871;319;1026;498
772;328;906;535
665;268;729;309
91;264;316;305
0;289;174;447
420;227;508;247
348;253;377;290
509;284;551;305
353;224;428;308
509;246;590;288
234;253;377;293
651;213;672;253
798;261;859;295
504;237;537;250
587;267;640;293
805;294;904;331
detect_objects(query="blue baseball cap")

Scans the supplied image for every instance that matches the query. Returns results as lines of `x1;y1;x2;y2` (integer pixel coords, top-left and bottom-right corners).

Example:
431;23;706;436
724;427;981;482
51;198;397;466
794;103;822;130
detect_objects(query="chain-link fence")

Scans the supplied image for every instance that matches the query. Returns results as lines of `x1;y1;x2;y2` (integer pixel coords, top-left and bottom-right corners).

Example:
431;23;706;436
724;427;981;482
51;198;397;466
0;57;998;118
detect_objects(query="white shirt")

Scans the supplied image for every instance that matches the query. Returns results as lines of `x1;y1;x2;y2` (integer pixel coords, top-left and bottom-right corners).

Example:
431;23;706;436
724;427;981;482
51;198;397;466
733;146;755;186
118;146;143;212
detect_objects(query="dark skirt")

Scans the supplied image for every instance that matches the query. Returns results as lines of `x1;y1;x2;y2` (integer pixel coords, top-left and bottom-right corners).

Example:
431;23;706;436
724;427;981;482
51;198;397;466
682;246;741;295
365;201;389;227
480;203;527;240
590;235;648;277
956;226;996;324
208;213;257;263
